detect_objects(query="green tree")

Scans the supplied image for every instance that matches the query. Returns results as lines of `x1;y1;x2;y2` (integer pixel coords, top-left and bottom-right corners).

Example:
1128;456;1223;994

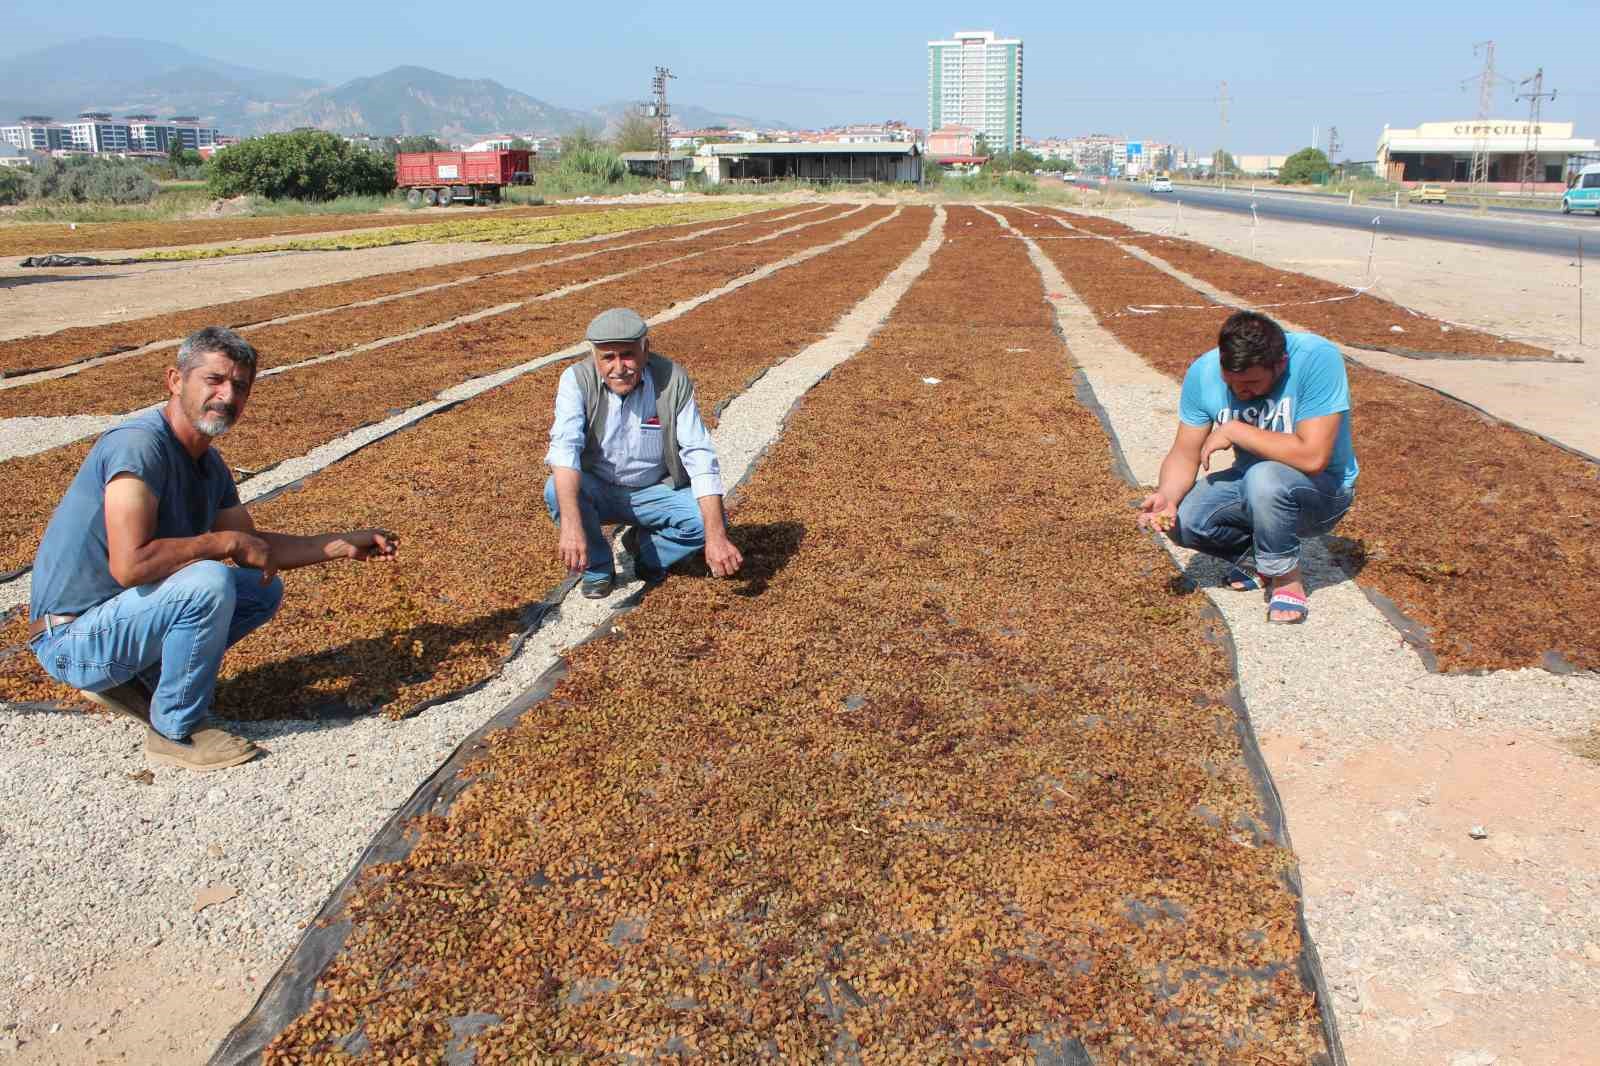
509;137;532;151
386;134;449;158
556;127;602;159
973;132;991;157
1212;149;1238;175
1277;146;1332;185
0;166;26;205
25;156;157;203
988;148;1043;172
208;130;395;200
612;111;659;153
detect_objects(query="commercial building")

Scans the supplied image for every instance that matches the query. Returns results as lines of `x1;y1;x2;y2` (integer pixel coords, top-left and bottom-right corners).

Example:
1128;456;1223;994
0;116;69;152
2;113;219;157
928;30;1023;154
66;113;131;154
695;142;922;185
1377;120;1599;189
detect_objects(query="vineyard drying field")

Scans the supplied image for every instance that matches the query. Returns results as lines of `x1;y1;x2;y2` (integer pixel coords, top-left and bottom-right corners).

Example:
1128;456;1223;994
1;196;1594;1064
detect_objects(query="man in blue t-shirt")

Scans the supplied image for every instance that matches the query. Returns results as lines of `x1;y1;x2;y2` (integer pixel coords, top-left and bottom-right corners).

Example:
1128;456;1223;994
1136;311;1358;624
29;326;399;772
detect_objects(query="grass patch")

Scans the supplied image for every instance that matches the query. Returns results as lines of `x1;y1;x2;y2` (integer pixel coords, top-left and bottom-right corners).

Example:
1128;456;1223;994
136;201;765;260
5;183;214;223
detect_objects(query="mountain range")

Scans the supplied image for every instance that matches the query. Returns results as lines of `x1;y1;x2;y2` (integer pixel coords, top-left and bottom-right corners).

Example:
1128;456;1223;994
0;37;791;141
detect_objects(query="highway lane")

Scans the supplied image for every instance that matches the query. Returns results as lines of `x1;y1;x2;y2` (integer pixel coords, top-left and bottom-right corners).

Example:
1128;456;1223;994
1107;181;1598;257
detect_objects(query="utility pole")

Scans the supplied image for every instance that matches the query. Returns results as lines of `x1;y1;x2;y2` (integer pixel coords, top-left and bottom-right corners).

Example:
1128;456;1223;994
1327;126;1341;159
1515;68;1557;196
1461;41;1502;190
650;66;675;182
1216;80;1230;183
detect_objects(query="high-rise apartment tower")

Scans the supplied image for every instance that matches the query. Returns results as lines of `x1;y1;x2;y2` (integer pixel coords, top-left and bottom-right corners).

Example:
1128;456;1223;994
927;30;1023;154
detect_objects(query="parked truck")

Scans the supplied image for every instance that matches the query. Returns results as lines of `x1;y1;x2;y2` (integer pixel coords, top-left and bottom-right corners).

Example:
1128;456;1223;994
395;149;533;206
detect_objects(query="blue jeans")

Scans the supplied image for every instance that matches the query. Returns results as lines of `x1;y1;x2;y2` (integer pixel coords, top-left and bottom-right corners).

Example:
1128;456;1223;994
30;561;283;740
543;473;705;584
1174;461;1355;578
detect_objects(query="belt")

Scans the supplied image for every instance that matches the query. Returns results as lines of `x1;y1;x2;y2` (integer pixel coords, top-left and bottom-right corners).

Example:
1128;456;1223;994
28;613;77;639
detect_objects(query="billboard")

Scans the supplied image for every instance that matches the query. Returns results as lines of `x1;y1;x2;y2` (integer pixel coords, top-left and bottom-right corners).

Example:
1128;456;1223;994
1127;141;1143;156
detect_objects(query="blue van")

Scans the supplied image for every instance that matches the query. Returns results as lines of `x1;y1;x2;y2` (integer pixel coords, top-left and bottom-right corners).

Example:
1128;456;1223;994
1563;164;1600;216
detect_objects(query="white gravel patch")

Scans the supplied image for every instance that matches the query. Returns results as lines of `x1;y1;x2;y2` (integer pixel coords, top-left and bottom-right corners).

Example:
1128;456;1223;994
0;205;937;1043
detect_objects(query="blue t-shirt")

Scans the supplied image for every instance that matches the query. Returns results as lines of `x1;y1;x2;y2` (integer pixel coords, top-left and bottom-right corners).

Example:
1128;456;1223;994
31;409;240;619
1179;331;1359;489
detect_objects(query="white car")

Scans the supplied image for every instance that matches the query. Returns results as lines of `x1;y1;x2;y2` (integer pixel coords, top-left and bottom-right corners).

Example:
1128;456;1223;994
1150;176;1173;193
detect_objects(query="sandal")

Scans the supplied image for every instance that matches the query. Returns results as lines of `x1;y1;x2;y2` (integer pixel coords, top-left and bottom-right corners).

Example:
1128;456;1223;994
1225;565;1260;592
1267;591;1309;625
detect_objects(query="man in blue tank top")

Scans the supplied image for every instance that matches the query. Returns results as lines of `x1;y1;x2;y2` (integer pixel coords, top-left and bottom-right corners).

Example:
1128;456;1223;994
1136;311;1358;624
28;327;399;771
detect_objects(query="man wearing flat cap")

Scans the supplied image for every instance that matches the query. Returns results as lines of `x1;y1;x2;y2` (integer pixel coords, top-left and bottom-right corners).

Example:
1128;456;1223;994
544;307;743;598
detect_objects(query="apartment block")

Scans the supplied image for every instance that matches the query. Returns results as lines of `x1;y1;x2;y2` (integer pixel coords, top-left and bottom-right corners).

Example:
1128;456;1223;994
927;30;1023;154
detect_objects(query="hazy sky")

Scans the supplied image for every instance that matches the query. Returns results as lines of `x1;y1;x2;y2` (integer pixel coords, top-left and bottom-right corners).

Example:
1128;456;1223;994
8;0;1598;155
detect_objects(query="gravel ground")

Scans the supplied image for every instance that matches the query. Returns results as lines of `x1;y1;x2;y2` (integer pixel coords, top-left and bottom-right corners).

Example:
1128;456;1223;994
0;206;941;1064
994;207;1600;1066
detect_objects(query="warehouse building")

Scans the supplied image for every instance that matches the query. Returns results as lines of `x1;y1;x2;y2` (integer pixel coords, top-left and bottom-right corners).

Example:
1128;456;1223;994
619;151;693;181
695;143;922;185
1377;120;1598;189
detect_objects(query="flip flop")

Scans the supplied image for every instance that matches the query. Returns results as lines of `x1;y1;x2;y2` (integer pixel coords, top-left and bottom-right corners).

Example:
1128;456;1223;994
1225;565;1260;592
1267;591;1309;624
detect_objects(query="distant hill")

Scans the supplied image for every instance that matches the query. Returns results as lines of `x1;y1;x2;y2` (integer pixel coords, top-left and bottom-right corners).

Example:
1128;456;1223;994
0;36;324;124
0;38;795;141
265;65;595;140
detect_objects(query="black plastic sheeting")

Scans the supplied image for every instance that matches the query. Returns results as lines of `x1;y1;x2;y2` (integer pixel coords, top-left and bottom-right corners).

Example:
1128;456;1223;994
207;352;1348;1066
19;253;141;267
208;623;597;1066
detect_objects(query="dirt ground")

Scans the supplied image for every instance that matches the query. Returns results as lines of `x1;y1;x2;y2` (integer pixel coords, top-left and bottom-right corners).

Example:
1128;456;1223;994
1106;198;1600;457
3;200;1596;1065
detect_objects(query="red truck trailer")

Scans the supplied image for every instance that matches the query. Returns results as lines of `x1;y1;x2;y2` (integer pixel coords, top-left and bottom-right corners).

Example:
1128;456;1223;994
394;149;533;206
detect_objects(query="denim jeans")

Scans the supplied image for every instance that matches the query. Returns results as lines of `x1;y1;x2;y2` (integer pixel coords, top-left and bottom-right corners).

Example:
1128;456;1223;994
543;473;705;584
30;561;283;740
1174;461;1355;578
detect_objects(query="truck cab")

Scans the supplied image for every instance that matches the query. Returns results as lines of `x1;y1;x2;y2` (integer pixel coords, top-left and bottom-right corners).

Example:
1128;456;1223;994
1563;164;1600;216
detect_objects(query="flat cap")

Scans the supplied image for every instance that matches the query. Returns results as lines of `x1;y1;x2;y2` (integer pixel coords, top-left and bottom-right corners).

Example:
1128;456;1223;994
585;307;648;344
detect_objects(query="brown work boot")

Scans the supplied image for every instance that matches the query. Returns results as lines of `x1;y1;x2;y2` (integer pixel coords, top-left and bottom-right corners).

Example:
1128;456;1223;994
80;680;151;726
145;726;261;772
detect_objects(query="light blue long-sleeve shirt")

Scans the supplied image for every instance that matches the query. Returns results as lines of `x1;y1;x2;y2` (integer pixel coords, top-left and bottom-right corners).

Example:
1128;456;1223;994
544;362;725;498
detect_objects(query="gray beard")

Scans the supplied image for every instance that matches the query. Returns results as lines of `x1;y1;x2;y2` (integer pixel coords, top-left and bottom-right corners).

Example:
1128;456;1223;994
196;413;234;438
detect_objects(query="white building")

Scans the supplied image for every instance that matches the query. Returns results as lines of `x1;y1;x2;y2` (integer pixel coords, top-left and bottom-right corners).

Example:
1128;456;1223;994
1377;119;1599;188
66;113;131;154
927;30;1023;154
1;117;69;152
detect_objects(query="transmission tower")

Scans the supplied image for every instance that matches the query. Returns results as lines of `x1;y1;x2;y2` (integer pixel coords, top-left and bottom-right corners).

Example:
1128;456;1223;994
1515;68;1557;195
650;66;675;182
1460;41;1501;189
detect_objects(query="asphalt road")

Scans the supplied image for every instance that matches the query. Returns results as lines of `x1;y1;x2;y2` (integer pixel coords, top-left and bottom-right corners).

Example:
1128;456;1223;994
1109;181;1598;257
